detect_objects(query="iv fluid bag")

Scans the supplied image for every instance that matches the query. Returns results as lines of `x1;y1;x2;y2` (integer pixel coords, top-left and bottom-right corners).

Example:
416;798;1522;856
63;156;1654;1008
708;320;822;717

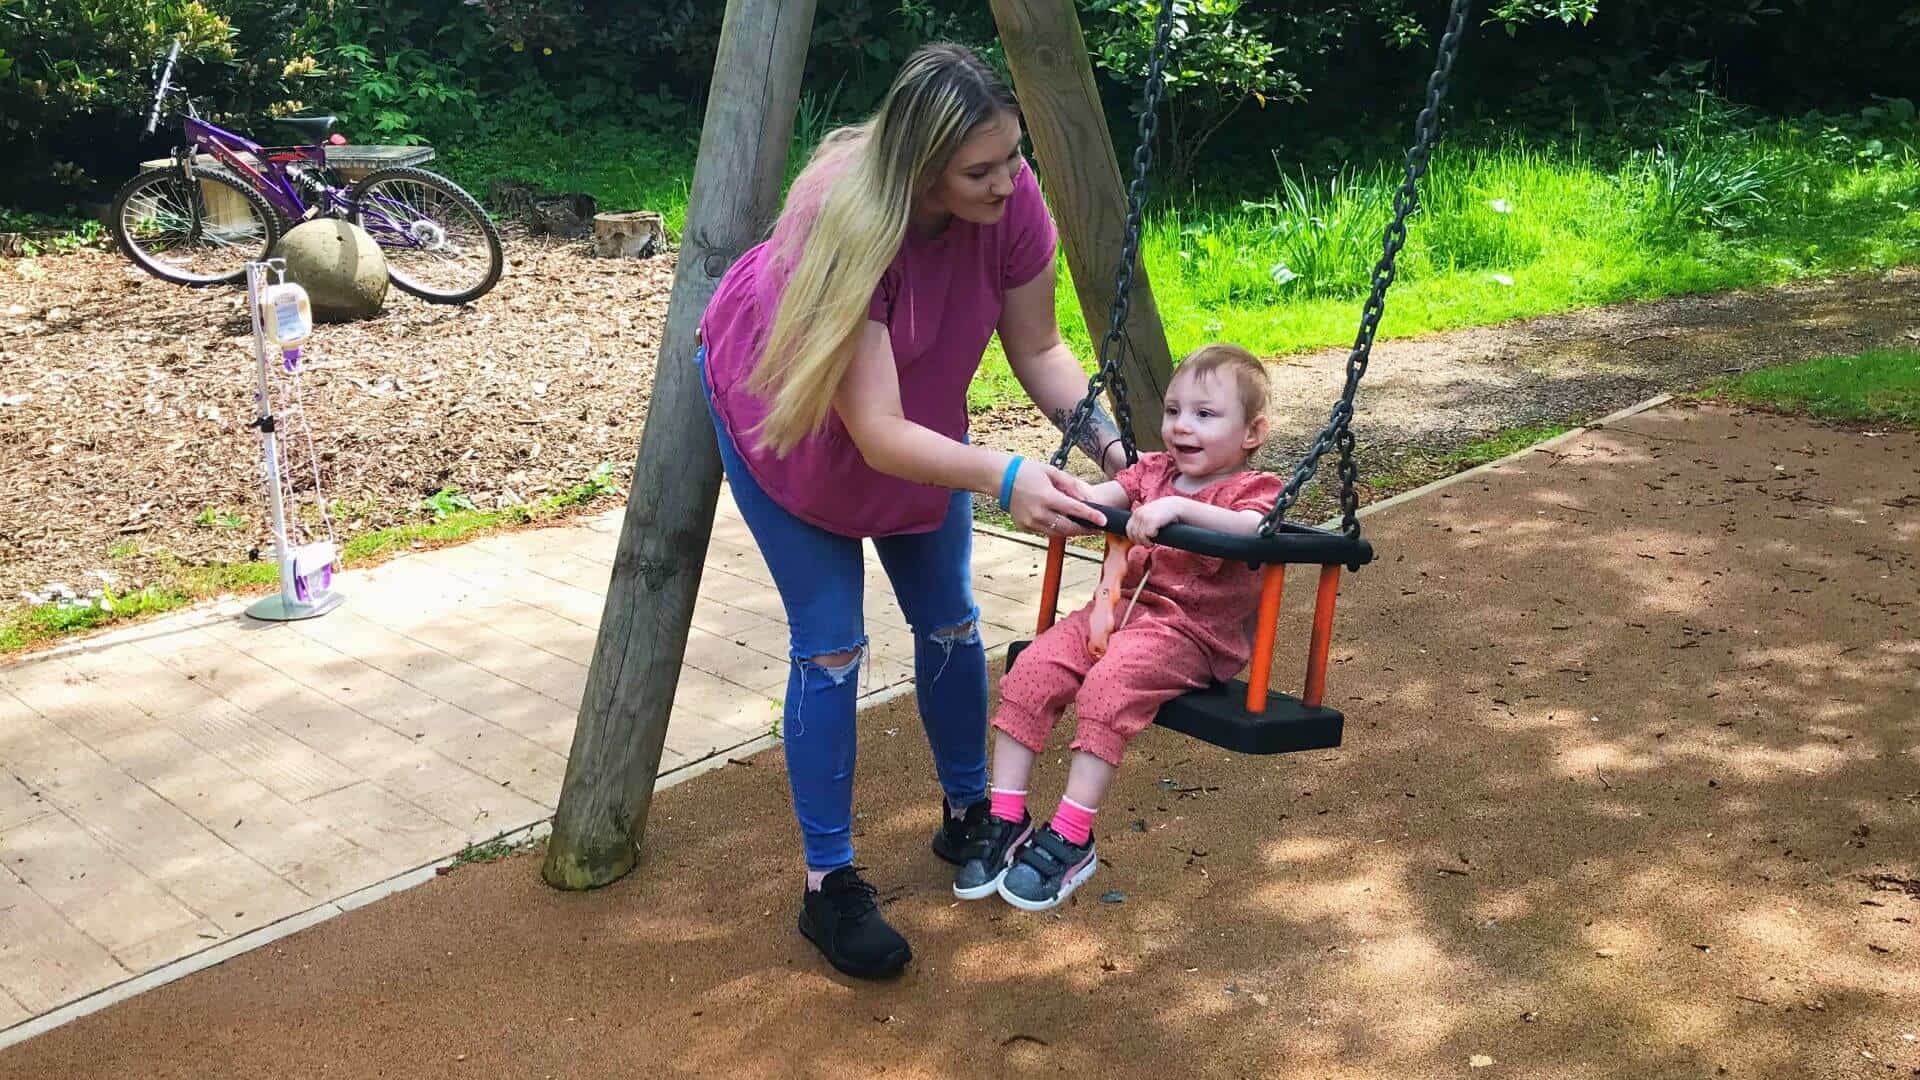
261;283;313;349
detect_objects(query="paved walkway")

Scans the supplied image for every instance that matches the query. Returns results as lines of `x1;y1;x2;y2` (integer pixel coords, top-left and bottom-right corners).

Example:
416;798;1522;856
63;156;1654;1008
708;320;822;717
0;487;1095;1038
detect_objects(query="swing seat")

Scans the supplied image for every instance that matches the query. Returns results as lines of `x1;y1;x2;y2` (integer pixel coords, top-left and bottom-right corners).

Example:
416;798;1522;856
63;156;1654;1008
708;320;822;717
1004;640;1344;754
1014;512;1368;756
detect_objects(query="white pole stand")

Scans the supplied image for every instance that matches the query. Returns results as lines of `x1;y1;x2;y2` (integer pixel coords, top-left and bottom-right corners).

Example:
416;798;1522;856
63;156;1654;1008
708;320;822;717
243;260;344;622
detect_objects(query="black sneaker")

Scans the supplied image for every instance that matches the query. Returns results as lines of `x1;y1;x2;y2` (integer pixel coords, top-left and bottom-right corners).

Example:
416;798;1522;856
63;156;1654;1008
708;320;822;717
798;867;912;978
931;795;991;865
952;812;1034;900
998;825;1097;912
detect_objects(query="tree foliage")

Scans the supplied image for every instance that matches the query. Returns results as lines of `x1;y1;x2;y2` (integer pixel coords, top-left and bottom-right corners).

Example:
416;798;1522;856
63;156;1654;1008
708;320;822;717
0;0;329;196
2;0;1914;209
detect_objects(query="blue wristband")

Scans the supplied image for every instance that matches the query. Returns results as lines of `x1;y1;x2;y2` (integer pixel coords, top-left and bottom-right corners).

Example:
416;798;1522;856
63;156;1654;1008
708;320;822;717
997;455;1024;512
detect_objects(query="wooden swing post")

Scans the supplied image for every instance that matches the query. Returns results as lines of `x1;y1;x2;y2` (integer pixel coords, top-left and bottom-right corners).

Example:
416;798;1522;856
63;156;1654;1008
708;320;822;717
990;0;1175;452
542;0;818;891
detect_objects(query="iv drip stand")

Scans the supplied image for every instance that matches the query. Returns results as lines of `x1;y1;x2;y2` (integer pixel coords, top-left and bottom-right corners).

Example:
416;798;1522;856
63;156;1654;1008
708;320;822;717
244;259;343;621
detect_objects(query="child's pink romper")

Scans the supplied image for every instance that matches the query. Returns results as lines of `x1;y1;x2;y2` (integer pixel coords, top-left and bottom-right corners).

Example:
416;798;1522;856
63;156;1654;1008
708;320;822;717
993;453;1285;765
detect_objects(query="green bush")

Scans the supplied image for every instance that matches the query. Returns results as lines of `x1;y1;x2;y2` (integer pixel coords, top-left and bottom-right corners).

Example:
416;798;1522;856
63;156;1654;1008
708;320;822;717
1627;139;1806;237
6;0;1918;213
0;0;330;205
1084;0;1299;188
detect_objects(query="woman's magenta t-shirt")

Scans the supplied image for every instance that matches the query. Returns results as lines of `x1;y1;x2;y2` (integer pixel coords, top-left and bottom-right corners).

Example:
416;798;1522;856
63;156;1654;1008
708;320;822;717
698;160;1058;538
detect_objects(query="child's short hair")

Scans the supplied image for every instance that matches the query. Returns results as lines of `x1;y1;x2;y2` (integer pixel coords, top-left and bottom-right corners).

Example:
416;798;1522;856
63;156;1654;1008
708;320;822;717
1175;342;1269;423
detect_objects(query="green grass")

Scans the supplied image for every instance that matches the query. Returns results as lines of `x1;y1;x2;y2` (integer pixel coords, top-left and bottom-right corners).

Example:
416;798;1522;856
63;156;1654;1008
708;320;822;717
432;90;857;238
974;133;1919;412
195;507;249;530
434;111;1918;415
438;111;1919;414
435;125;699;234
1698;348;1920;428
1442;423;1578;468
0;586;181;652
451;833;543;866
1347;422;1576;511
0;465;626;657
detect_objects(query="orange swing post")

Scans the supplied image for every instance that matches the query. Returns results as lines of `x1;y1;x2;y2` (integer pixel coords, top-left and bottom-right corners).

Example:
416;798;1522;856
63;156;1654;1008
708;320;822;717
1035;535;1067;633
1241;565;1288;713
1302;564;1342;708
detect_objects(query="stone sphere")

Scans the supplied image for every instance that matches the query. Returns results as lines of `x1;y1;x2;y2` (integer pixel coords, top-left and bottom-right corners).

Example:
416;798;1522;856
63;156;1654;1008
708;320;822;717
275;219;388;322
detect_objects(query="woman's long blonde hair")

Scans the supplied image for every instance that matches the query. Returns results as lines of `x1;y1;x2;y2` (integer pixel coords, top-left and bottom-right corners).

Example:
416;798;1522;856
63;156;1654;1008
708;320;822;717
747;43;1019;455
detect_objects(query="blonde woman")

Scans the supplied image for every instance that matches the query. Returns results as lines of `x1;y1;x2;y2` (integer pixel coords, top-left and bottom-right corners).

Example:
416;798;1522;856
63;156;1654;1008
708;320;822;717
696;43;1127;978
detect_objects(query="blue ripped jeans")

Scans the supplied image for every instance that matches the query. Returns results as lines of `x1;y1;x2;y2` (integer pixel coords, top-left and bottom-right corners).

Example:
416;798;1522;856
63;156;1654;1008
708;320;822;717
697;347;989;870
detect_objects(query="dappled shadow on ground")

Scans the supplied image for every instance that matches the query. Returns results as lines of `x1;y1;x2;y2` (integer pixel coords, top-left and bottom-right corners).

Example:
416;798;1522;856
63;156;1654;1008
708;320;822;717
5;405;1915;1079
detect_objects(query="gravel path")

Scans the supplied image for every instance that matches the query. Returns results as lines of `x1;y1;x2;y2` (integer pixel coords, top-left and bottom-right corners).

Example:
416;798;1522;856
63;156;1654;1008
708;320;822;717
979;266;1920;479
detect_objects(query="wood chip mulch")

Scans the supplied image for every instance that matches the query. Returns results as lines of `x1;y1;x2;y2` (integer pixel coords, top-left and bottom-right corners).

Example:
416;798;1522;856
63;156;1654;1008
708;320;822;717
0;239;672;606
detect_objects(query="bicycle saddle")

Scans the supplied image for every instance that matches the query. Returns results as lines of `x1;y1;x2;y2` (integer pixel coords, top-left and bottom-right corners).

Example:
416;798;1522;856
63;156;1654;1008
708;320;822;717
274;115;339;142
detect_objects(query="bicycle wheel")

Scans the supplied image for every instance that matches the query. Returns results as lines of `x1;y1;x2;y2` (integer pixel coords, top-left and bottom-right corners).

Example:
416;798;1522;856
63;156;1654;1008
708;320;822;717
348;166;503;303
110;168;281;286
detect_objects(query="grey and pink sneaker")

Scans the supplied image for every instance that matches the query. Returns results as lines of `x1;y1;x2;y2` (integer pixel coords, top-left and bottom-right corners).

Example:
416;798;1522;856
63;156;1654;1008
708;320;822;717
997;825;1097;912
952;812;1033;900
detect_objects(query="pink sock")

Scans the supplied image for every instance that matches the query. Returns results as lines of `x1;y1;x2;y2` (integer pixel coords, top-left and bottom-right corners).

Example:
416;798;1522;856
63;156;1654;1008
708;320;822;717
1052;796;1097;846
989;787;1027;824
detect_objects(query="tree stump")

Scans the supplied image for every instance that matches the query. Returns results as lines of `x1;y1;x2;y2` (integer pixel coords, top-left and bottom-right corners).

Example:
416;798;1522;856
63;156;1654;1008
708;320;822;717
593;211;666;259
529;193;597;238
486;180;598;238
486;179;538;221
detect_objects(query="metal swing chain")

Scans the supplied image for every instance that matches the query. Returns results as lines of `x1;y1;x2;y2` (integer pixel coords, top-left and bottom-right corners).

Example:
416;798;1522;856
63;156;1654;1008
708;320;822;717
1049;0;1179;472
1260;0;1472;539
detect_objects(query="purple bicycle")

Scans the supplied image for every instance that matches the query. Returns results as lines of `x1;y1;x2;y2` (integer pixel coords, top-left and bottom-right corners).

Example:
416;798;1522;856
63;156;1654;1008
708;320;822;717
111;41;503;303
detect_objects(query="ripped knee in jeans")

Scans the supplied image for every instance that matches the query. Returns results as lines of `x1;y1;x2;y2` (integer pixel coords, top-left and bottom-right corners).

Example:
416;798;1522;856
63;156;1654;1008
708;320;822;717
800;647;864;684
922;618;979;685
928;619;979;647
788;645;867;739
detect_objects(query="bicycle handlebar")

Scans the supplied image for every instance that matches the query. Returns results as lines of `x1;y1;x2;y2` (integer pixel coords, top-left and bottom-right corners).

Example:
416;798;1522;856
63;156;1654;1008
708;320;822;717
145;39;181;136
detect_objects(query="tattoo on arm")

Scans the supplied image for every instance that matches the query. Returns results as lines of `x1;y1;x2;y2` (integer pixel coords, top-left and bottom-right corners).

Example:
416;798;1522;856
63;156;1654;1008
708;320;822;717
1048;404;1126;468
1080;405;1124;467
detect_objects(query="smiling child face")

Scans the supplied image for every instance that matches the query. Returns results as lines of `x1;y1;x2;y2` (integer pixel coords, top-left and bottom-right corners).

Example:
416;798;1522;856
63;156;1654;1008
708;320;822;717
1159;366;1267;481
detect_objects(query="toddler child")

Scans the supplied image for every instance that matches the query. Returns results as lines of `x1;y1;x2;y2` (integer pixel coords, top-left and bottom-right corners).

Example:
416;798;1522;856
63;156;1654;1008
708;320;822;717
954;343;1284;910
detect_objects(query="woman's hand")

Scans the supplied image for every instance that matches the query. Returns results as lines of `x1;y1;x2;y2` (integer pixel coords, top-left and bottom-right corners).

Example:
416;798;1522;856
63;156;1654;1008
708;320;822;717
1125;496;1188;545
1008;460;1105;538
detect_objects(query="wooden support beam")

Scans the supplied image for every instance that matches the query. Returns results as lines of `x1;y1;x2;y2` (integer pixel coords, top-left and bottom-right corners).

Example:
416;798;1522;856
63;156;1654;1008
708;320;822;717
542;0;817;891
991;0;1173;453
